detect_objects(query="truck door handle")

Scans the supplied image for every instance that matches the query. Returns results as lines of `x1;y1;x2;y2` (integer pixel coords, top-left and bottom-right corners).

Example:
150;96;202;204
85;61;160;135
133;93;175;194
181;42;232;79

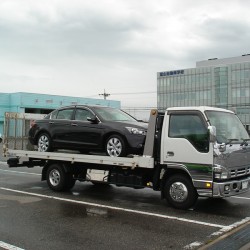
49;121;54;124
71;123;78;126
167;151;174;157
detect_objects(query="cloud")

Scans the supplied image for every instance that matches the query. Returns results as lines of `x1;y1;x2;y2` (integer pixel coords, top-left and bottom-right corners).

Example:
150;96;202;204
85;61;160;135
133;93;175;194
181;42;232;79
0;0;250;107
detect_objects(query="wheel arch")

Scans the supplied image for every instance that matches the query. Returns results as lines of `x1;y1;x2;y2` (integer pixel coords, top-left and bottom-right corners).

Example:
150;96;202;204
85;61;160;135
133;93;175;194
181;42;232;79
34;129;52;145
42;161;71;181
102;131;128;149
161;165;193;199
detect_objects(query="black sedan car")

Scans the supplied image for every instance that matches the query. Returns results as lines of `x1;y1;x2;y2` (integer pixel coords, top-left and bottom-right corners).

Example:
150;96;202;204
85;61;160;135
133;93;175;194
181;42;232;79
28;105;147;157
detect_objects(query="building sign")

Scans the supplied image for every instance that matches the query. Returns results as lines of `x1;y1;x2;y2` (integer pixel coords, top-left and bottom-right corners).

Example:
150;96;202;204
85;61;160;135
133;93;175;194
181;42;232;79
159;70;184;77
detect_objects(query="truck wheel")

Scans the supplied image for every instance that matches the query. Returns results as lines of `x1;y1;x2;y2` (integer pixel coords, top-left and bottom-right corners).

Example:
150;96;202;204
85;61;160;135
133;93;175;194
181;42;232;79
163;174;198;210
37;133;52;152
105;134;126;157
46;164;67;191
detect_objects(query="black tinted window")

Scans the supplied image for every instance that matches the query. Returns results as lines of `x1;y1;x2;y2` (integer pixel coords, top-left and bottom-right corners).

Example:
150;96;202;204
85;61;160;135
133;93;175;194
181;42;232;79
169;114;209;152
56;109;74;120
75;109;95;121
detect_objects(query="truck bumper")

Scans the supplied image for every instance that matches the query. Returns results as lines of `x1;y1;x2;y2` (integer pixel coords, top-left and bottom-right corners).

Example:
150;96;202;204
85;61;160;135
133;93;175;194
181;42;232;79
212;176;250;198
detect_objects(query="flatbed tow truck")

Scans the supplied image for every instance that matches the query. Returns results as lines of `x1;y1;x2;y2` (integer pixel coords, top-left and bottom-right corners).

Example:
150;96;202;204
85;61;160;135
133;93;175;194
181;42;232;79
2;107;250;209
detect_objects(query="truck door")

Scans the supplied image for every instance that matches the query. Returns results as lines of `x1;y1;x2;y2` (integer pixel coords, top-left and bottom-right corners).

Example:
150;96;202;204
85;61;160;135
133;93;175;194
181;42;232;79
161;111;213;166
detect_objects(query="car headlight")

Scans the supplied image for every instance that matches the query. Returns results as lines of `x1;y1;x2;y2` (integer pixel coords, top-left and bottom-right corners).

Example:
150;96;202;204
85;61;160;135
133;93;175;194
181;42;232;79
213;164;229;180
125;127;147;135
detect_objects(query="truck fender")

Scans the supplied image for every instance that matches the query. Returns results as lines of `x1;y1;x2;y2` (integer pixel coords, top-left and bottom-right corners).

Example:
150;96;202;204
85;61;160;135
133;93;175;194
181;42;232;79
41;161;70;181
160;165;193;199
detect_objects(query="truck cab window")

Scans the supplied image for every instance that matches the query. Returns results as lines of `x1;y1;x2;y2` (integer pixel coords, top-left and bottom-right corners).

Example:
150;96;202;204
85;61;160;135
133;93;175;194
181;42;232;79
169;114;209;152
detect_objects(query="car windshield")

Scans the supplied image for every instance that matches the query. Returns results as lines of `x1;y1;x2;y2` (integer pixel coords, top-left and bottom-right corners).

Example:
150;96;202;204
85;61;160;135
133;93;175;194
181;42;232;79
205;111;249;144
93;107;137;122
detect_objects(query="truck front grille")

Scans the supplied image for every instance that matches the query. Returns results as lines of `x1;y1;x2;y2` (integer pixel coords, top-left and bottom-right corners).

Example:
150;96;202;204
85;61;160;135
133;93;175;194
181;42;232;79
230;166;250;178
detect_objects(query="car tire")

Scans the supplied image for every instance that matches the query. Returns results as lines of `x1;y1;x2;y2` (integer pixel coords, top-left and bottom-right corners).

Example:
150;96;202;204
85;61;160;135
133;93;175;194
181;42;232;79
37;133;52;152
105;134;126;157
163;174;198;210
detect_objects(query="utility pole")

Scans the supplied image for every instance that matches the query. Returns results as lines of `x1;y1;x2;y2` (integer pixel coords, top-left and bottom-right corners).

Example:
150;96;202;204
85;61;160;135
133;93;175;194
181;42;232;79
99;89;110;100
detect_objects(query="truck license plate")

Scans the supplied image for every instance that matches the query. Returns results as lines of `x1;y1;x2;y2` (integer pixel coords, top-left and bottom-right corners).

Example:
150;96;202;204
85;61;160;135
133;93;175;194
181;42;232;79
242;181;248;189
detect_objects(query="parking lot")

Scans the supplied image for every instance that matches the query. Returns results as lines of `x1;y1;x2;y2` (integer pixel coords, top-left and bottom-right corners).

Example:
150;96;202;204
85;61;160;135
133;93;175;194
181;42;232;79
0;159;250;250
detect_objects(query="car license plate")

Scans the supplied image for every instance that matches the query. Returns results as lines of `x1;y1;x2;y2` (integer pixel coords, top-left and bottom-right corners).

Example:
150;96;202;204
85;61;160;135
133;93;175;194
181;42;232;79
242;181;248;189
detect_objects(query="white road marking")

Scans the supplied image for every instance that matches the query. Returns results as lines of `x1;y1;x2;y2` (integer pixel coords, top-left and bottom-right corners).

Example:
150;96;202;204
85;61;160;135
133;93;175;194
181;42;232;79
0;187;225;229
0;169;41;176
0;241;25;250
231;196;250;200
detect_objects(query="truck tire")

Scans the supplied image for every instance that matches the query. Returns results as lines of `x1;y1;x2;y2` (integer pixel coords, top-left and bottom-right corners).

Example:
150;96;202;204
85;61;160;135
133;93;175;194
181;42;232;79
46;163;68;191
66;174;76;190
163;174;198;210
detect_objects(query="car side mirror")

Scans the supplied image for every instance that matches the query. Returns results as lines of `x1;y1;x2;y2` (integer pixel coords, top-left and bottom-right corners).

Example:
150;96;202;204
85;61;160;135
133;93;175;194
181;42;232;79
208;126;216;143
0;134;2;143
87;116;99;124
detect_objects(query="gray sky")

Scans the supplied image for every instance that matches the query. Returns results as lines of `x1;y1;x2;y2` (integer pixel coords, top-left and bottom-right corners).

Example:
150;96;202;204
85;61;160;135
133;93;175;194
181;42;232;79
0;0;250;107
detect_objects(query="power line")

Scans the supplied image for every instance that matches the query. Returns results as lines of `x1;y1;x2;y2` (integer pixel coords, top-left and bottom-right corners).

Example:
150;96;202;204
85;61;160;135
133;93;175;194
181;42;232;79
111;91;156;95
99;89;110;100
85;90;156;98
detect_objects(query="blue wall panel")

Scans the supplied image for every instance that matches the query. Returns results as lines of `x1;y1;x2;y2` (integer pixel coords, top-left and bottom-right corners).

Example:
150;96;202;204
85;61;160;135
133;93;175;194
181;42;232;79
0;92;120;134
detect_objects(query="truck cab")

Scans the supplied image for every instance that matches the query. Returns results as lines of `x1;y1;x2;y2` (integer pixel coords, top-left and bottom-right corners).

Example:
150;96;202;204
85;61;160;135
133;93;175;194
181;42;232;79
158;106;250;209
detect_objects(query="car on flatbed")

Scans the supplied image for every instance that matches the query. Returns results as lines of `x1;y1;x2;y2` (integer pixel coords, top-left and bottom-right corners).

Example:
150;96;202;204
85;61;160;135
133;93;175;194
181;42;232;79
28;105;147;157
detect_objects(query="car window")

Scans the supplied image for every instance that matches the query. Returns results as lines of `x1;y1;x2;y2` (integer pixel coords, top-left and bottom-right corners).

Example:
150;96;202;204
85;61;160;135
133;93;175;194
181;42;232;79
94;107;137;122
50;110;58;119
75;109;95;121
56;109;74;120
169;114;209;152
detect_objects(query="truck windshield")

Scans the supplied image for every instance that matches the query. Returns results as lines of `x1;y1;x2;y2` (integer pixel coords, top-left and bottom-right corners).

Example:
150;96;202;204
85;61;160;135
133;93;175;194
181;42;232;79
205;111;249;144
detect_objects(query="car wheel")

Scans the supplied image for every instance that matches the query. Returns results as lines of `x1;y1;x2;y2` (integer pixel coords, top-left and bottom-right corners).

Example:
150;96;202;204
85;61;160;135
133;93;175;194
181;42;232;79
37;133;52;152
106;134;126;157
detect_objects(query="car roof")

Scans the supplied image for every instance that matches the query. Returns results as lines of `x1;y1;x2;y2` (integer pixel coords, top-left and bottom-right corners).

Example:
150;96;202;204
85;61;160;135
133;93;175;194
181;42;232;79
56;105;116;110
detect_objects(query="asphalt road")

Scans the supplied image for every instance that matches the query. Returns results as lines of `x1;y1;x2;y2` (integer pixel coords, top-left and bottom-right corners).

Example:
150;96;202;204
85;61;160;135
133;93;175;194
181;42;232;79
0;160;250;250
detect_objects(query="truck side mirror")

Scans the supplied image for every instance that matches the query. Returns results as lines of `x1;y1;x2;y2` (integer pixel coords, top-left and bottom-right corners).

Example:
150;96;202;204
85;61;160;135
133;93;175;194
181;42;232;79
208;126;216;143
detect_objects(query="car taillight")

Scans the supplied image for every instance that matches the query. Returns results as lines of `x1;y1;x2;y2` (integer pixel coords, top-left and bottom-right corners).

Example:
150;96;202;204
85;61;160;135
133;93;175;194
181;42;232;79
30;120;37;128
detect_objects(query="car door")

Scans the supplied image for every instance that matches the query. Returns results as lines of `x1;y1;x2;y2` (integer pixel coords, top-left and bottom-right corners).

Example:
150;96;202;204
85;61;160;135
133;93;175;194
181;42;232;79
49;108;75;147
70;108;105;149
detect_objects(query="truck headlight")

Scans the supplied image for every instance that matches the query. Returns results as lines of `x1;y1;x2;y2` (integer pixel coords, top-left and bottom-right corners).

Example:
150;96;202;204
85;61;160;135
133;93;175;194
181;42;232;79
125;127;147;135
213;164;229;180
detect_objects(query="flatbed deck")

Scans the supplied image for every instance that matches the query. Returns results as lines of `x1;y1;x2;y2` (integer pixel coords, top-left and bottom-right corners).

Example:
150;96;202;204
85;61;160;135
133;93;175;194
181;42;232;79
6;149;154;169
